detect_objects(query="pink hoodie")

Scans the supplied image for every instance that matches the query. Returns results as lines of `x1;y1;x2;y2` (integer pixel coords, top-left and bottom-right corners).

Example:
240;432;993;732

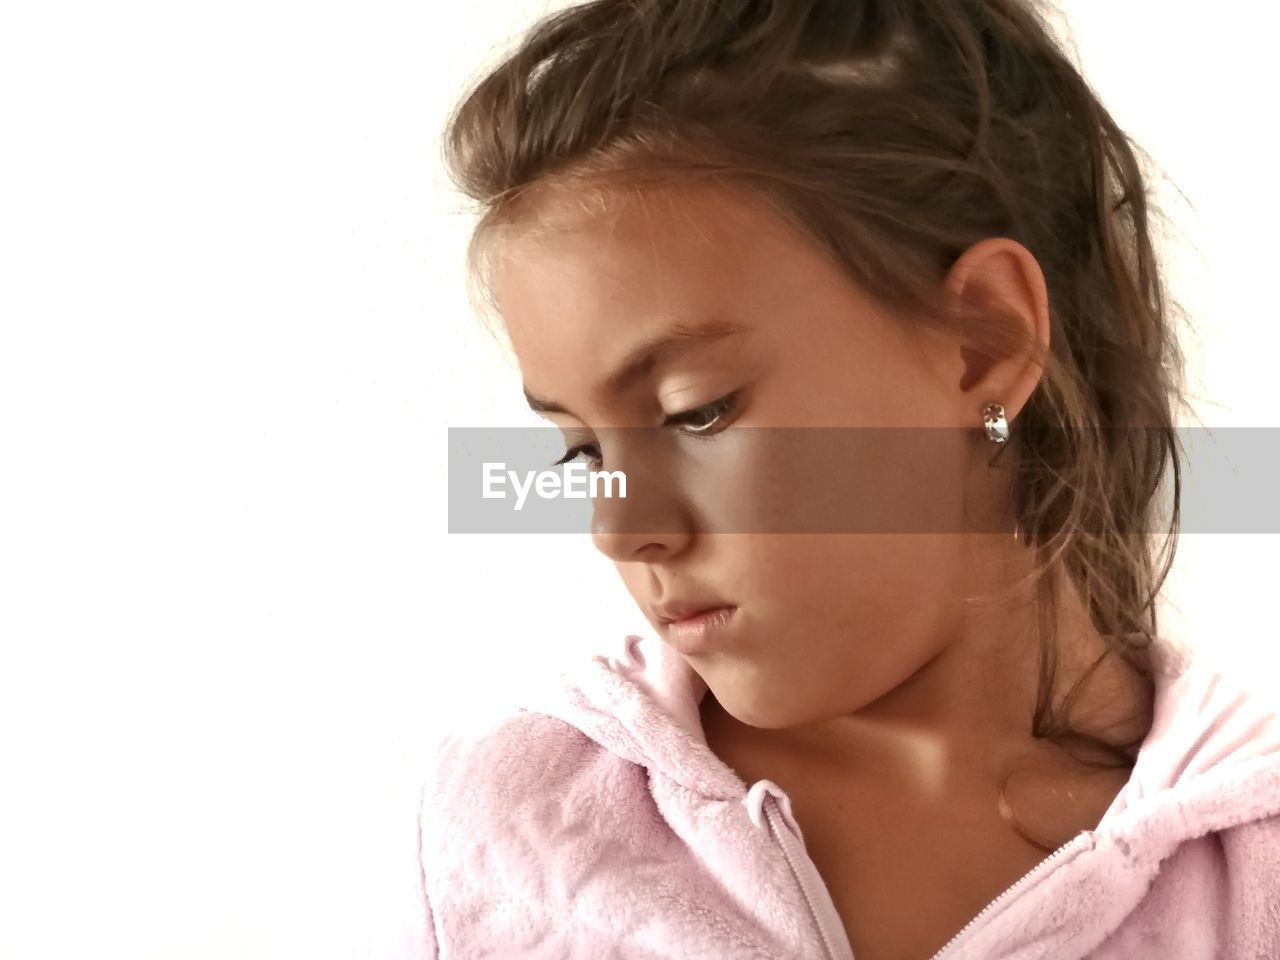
419;632;1280;958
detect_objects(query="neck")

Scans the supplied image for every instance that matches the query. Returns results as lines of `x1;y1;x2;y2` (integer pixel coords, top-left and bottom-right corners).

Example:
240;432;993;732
702;537;1154;782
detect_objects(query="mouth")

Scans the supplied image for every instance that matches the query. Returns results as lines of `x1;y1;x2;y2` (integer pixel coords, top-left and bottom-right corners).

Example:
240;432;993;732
656;603;739;654
653;599;737;625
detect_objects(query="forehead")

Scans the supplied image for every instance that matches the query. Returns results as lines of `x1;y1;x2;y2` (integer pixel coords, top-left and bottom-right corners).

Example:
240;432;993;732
490;182;826;366
497;184;765;303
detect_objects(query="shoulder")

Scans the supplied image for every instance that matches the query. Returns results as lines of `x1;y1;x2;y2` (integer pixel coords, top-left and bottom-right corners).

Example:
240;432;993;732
1219;812;1280;869
417;708;666;956
425;708;614;807
420;706;649;853
1215;814;1280;956
1171;647;1280;956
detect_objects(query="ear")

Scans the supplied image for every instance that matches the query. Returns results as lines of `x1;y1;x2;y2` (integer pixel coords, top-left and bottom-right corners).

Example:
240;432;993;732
945;237;1051;424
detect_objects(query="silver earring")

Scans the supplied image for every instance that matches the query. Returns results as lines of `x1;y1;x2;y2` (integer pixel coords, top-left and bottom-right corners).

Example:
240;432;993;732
982;402;1009;445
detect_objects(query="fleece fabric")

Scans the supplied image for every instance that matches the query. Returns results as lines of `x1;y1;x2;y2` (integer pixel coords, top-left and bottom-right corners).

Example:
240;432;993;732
419;632;1280;959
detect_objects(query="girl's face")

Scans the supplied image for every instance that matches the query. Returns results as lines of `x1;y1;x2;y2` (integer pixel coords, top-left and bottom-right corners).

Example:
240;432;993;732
494;182;1009;729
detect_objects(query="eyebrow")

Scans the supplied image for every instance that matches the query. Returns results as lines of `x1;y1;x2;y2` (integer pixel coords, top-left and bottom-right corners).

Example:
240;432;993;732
523;317;746;416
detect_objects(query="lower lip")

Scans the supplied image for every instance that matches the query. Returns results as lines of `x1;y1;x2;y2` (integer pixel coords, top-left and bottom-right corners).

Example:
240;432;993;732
664;606;737;654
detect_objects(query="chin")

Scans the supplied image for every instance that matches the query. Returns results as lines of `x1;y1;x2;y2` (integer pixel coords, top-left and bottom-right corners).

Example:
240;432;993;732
707;683;809;731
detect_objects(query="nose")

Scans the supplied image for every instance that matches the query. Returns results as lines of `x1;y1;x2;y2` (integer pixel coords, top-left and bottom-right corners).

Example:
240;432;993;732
589;444;694;563
591;516;692;563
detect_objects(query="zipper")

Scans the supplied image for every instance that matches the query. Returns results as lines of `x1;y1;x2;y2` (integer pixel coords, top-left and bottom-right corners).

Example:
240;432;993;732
926;828;1095;959
745;782;853;960
763;799;845;960
750;780;1095;960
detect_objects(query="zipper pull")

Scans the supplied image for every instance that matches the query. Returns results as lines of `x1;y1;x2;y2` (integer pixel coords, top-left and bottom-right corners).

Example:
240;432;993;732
744;778;802;835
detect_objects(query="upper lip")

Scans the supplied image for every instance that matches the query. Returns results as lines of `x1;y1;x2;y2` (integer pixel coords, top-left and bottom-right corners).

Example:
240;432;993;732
652;597;735;624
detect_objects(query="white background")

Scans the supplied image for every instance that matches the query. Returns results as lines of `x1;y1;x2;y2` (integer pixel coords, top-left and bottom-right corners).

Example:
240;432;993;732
1;1;1276;957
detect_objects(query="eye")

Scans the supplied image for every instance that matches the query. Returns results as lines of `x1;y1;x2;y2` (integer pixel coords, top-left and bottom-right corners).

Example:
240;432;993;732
551;442;602;469
664;390;741;436
549;390;742;468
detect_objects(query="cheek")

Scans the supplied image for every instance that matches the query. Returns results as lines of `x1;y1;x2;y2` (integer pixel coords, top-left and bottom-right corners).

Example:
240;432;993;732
675;419;973;539
707;534;963;722
745;534;962;641
615;562;649;604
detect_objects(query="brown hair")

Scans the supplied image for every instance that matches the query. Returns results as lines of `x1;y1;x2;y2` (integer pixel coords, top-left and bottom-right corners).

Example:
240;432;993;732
440;0;1186;768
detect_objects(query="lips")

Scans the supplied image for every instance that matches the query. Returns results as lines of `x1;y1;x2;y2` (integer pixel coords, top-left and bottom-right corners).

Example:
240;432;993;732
653;598;736;624
657;603;738;656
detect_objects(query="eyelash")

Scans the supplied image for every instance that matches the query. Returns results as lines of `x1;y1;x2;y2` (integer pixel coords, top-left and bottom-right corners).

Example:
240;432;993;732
551;390;742;468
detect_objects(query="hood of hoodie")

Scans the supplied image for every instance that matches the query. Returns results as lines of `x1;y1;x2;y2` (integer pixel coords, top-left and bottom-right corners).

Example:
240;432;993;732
520;628;1280;861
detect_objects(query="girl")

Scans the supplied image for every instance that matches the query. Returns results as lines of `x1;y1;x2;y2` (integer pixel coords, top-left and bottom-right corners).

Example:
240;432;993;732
422;1;1280;957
